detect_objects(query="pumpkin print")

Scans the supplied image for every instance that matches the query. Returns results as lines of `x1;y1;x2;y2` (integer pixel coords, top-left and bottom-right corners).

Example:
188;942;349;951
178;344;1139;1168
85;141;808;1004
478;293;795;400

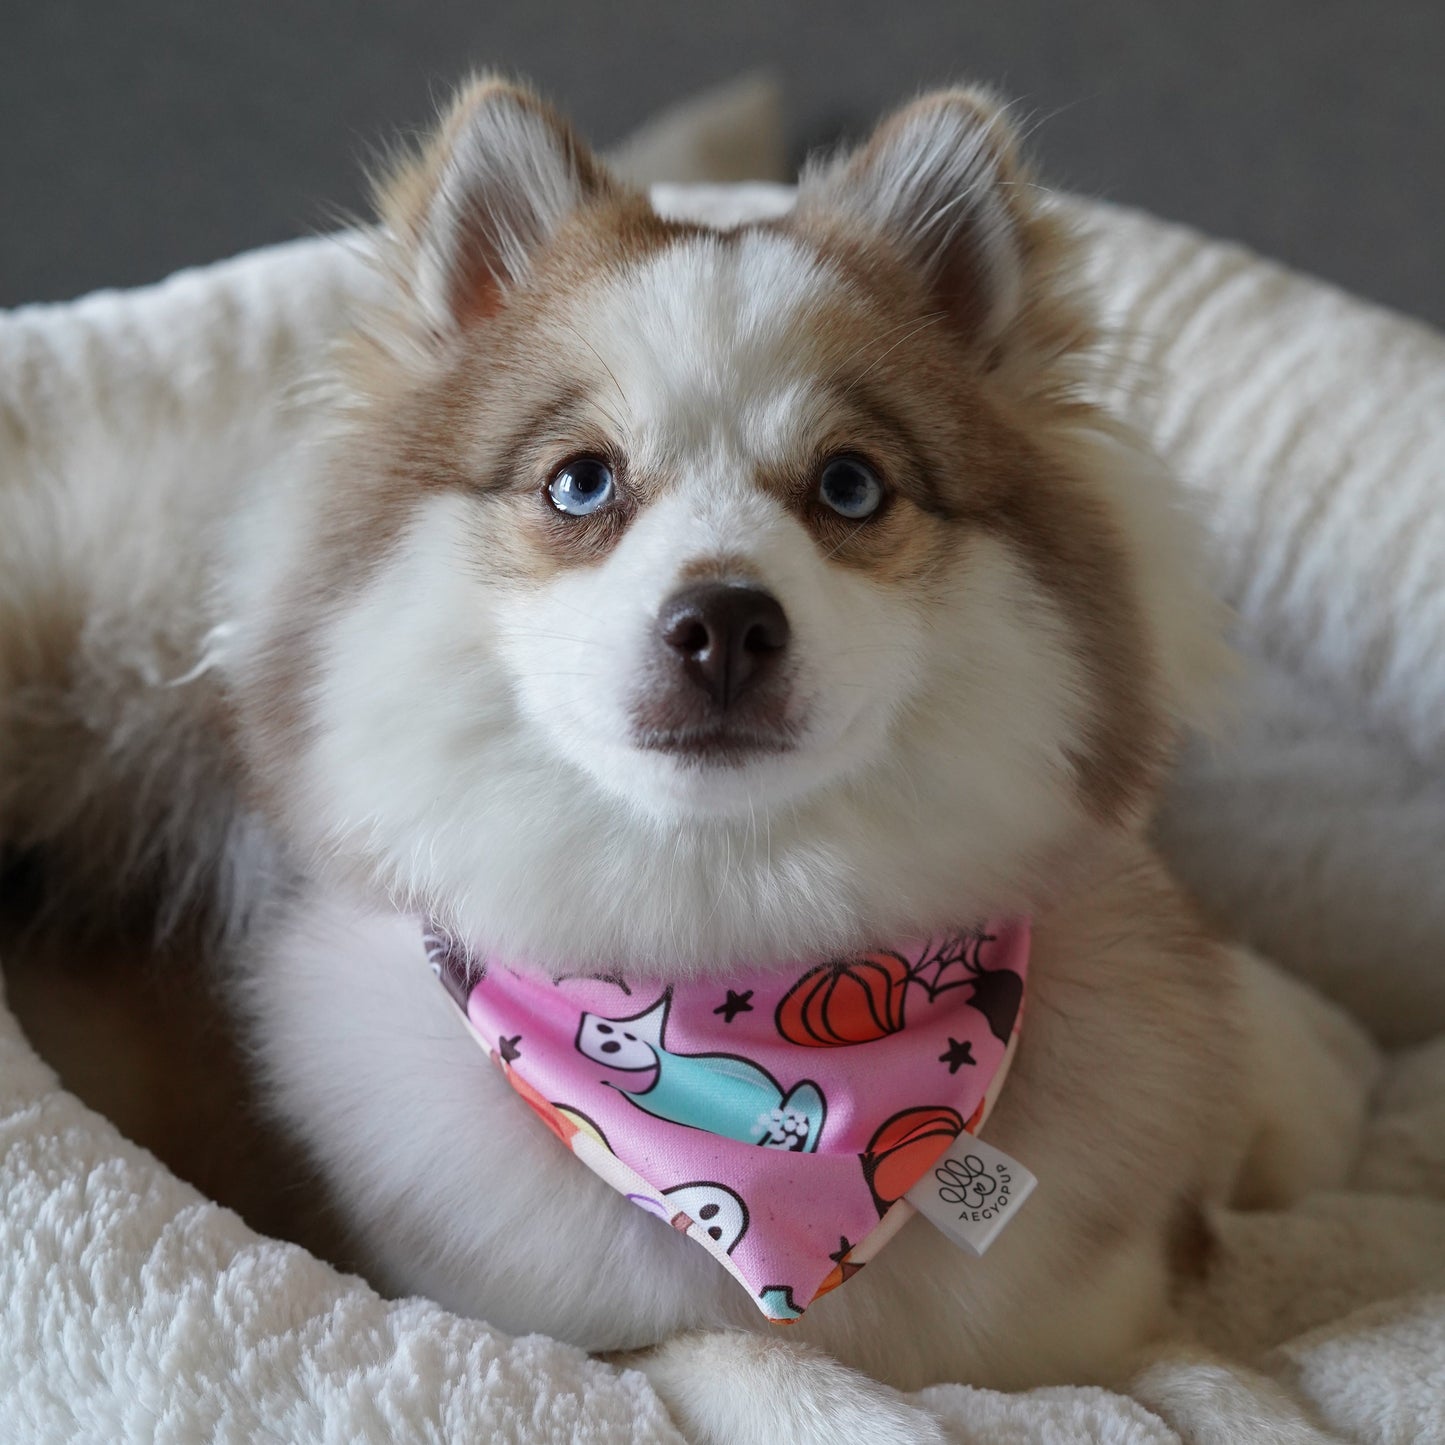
775;952;912;1047
494;1052;612;1154
860;1105;965;1214
498;1061;576;1145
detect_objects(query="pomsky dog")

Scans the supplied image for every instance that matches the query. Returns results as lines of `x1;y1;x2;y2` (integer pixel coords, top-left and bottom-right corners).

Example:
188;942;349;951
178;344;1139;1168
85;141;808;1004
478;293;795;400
0;76;1377;1444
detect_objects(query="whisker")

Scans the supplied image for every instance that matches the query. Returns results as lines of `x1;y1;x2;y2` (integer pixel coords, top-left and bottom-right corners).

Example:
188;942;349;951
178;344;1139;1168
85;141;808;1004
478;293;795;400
839;313;948;400
559;317;632;418
821;310;946;389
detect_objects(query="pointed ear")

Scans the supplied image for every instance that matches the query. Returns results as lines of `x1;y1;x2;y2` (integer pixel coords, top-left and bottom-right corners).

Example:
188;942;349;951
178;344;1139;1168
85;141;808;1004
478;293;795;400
379;75;617;330
796;89;1030;346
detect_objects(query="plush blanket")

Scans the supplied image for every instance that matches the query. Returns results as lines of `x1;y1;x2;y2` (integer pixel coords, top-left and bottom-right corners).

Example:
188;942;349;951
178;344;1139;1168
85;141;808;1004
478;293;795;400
3;89;1444;1443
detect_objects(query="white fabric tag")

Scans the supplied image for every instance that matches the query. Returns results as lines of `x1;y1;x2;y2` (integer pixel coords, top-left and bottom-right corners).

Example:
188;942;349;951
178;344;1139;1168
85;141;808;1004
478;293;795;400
904;1133;1037;1256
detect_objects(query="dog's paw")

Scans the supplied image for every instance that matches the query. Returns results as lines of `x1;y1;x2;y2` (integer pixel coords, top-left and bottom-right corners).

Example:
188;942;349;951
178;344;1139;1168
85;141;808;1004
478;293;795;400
625;1330;949;1445
1351;1034;1445;1198
1133;1345;1347;1445
1229;948;1381;1208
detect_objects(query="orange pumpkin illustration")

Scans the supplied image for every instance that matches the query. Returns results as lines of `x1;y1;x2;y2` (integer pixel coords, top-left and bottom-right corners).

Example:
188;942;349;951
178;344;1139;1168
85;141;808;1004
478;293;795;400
498;1060;577;1146
860;1105;965;1214
493;1050;612;1155
775;952;912;1047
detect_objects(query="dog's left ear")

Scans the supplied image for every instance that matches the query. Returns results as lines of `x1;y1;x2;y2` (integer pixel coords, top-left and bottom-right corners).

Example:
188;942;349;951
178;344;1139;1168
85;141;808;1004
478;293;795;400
795;89;1030;348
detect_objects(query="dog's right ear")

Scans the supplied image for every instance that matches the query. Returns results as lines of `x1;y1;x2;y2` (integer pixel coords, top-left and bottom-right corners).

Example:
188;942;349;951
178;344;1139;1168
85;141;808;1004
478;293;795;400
379;75;616;331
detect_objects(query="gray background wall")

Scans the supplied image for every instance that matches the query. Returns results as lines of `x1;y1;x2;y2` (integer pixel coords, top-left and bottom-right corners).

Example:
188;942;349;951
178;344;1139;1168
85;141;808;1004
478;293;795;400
2;2;1441;325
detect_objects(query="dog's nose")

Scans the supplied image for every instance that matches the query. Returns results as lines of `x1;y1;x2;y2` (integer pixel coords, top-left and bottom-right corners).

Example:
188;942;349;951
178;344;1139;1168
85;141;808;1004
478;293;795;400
659;583;790;708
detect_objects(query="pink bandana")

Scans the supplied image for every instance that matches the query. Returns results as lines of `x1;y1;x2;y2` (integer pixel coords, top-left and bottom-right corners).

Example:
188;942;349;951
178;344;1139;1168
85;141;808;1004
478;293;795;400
430;923;1029;1321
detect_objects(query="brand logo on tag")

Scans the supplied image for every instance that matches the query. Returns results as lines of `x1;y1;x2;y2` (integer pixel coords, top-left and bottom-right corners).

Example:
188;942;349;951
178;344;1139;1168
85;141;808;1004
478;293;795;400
904;1133;1036;1256
935;1152;1008;1212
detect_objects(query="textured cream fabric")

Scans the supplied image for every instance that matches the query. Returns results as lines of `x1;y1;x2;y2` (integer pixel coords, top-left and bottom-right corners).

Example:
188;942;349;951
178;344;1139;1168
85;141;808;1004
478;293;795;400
1066;201;1445;1043
3;173;1444;1439
1078;199;1445;765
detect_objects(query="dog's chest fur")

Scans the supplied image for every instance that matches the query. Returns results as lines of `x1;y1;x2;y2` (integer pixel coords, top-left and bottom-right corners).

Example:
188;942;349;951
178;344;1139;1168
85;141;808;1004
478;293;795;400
247;837;1240;1393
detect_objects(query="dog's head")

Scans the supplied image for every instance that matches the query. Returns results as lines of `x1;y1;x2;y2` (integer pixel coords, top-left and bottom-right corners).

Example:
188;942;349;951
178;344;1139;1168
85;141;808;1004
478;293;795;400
235;78;1225;972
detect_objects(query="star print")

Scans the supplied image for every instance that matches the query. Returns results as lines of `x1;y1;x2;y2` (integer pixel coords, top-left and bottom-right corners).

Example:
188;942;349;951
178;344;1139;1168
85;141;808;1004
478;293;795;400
498;1035;522;1063
829;1236;854;1265
939;1037;976;1074
713;989;755;1023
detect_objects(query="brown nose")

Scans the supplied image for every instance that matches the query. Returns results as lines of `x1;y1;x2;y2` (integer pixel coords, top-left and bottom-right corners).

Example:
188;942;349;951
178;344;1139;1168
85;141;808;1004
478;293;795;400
659;583;791;708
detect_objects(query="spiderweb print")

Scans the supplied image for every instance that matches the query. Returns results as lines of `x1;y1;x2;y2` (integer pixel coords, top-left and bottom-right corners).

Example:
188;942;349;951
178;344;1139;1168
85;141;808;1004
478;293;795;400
906;928;1022;1044
905;928;997;1000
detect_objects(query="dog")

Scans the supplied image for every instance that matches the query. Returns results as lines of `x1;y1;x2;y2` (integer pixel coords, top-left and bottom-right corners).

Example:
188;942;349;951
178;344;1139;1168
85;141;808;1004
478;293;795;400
0;75;1376;1444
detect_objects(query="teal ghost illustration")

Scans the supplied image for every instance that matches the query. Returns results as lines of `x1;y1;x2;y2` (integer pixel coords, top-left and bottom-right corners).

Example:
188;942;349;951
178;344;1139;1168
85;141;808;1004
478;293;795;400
575;991;826;1152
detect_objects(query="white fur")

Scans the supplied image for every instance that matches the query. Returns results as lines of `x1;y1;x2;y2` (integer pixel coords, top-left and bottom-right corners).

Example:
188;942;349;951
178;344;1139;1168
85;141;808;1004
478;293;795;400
629;1333;953;1445
285;499;1089;972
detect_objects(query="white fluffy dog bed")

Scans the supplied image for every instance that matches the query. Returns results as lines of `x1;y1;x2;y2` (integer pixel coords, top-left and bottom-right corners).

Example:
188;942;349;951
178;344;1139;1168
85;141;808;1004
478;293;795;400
3;83;1445;1443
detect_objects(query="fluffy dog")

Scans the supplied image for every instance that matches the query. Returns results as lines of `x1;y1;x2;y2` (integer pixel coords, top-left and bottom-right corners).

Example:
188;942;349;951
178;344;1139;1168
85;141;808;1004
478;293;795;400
0;77;1374;1444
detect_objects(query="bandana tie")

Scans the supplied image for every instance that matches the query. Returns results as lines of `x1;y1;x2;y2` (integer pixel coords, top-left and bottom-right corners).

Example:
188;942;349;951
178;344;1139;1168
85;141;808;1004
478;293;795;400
430;922;1029;1321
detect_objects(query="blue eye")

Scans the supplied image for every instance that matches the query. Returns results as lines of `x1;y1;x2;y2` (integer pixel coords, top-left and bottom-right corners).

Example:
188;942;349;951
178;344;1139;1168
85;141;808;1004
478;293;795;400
818;456;884;519
548;457;615;515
